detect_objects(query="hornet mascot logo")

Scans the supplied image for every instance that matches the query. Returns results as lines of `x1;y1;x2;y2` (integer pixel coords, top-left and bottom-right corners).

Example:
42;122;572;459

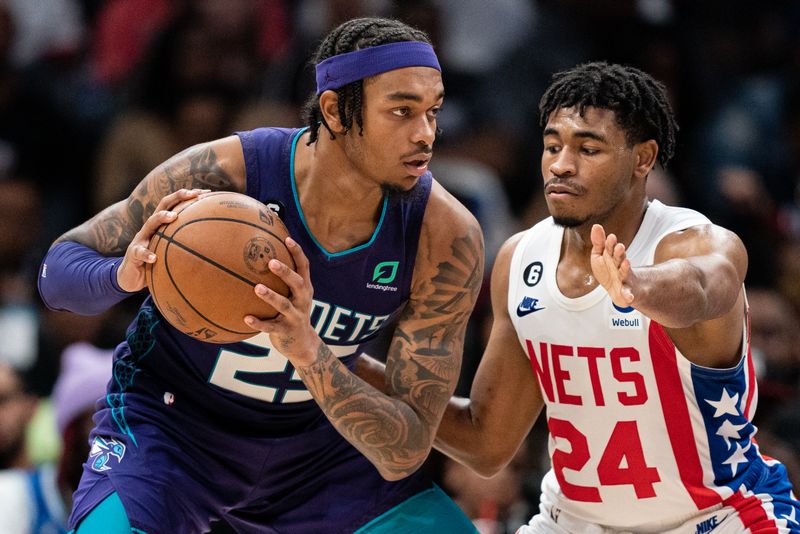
89;436;127;472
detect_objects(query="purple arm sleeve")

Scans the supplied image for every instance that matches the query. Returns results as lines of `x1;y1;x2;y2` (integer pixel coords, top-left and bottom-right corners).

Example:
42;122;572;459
38;241;135;315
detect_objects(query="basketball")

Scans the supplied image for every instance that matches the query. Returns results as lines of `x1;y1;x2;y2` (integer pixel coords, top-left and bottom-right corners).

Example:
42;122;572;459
145;191;294;344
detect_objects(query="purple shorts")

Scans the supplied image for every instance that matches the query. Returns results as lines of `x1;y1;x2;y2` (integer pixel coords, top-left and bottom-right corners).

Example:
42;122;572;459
69;387;436;534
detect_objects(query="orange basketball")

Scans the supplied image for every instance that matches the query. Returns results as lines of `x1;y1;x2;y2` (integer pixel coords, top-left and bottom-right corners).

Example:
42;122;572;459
145;191;294;344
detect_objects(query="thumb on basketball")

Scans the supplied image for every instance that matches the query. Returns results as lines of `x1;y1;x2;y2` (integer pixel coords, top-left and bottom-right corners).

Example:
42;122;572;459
117;209;177;292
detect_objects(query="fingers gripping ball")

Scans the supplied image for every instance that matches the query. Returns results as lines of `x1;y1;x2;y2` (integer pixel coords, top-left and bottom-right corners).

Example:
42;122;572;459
145;192;294;343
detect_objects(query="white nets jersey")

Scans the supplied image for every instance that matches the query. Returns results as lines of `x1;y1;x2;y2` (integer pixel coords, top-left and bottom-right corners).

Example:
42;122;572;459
508;200;794;531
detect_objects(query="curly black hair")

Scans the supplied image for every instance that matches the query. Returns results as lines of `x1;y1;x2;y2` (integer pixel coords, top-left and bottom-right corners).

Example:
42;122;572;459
538;62;678;168
302;17;432;144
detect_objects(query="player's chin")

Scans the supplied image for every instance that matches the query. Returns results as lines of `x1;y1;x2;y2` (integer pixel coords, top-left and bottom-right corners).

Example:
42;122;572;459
380;177;418;195
550;209;589;229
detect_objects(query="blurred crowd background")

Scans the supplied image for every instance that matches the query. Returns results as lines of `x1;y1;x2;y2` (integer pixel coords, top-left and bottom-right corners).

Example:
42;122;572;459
2;1;800;532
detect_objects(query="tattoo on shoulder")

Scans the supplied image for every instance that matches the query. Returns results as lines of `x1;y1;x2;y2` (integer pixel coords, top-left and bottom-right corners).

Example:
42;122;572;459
187;146;237;190
158;144;237;195
390;229;483;408
401;229;483;354
62;144;237;255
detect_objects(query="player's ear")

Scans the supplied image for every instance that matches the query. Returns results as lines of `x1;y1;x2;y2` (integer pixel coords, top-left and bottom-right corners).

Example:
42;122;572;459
319;91;346;134
633;140;658;178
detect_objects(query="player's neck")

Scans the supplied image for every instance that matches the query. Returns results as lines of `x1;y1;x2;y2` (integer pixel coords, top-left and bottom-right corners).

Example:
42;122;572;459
295;132;384;216
292;133;385;252
564;197;650;257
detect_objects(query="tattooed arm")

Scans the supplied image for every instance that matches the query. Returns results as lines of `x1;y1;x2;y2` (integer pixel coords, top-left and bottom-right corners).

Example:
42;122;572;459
248;181;485;480
354;235;545;478
53;137;246;291
57;137;245;253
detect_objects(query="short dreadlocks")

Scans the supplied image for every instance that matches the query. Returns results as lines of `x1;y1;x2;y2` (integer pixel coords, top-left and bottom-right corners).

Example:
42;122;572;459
538;62;678;168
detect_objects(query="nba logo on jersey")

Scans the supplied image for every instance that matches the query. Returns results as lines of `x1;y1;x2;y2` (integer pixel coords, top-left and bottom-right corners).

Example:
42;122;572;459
608;303;642;330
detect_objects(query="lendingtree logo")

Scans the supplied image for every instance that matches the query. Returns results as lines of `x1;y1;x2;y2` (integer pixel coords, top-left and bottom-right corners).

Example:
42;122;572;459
372;261;399;284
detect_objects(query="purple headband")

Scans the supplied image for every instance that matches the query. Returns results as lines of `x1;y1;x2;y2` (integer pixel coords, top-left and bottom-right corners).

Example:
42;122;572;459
315;41;441;95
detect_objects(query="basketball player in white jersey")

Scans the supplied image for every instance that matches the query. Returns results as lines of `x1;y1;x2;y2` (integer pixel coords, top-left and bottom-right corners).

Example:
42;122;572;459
360;61;800;532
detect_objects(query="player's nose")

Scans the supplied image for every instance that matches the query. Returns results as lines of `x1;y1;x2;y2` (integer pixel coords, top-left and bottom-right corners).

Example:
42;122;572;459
549;148;577;177
410;114;436;146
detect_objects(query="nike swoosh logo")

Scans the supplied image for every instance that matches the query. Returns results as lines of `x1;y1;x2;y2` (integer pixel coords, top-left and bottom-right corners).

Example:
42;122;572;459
516;303;545;317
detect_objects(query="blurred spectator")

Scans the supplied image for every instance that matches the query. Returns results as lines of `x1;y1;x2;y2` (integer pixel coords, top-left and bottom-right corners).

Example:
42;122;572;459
91;0;291;89
93;84;240;211
89;0;175;86
0;2;99;237
778;238;800;315
430;157;517;272
441;454;531;534
51;343;112;512
0;363;37;470
761;400;800;489
91;4;275;212
712;166;783;286
0;179;42;371
3;0;84;68
646;167;682;206
747;287;800;418
0;344;111;533
754;427;800;490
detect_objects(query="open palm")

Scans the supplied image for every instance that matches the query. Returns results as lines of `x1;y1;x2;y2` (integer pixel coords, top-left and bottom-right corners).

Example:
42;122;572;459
590;224;635;308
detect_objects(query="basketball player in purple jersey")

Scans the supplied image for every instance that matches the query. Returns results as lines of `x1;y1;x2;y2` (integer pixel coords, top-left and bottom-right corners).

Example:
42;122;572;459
360;62;800;533
38;18;482;534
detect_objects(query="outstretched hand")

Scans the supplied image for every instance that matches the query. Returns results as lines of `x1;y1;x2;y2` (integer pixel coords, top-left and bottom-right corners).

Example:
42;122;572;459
590;224;636;308
117;188;208;292
244;237;321;368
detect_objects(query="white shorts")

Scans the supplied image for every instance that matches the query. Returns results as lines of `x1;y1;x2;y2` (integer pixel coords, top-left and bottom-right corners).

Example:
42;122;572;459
516;496;800;534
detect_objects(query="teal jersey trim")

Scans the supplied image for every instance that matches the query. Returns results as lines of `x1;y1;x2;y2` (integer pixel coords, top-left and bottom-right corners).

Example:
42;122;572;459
354;484;478;534
107;307;160;448
289;128;388;261
109;393;137;448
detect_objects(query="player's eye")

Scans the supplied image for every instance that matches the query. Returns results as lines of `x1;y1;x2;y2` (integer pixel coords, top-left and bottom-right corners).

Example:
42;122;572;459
544;145;561;154
392;108;410;117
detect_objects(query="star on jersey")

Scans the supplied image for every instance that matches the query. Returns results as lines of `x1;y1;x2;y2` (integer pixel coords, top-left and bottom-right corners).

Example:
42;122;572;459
716;419;748;449
722;441;751;477
782;506;799;525
706;388;740;418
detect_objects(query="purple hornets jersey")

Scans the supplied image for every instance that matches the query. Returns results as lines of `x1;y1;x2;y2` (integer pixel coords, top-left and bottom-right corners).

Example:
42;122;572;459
109;127;431;437
69;128;480;534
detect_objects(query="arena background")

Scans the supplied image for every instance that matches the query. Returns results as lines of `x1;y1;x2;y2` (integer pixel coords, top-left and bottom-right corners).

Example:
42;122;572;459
1;1;800;532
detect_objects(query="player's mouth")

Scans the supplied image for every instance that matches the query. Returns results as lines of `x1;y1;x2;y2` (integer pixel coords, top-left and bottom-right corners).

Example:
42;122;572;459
403;157;430;177
545;180;582;198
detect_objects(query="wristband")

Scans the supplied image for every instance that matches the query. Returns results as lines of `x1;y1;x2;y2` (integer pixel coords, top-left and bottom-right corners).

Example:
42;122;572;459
38;241;134;315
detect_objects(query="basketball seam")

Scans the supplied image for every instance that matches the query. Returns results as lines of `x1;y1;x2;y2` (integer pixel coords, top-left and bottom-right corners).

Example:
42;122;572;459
157;216;286;336
161;236;258;336
168;216;288;244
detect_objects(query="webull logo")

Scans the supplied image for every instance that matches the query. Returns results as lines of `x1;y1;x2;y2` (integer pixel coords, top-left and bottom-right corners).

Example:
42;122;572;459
609;303;642;329
610;316;641;328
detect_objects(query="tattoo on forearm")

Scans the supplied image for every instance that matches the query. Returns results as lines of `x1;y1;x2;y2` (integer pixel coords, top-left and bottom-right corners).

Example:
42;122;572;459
399;232;483;358
297;228;484;478
297;344;427;473
58;144;237;255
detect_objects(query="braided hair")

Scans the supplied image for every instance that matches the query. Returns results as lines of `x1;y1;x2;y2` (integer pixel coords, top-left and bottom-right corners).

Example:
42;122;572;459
302;18;432;144
539;62;678;168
